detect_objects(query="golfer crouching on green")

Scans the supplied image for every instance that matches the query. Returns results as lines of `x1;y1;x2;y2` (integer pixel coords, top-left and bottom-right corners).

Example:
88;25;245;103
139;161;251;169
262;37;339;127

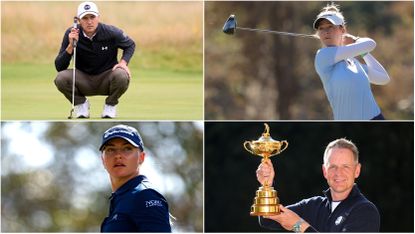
54;1;135;119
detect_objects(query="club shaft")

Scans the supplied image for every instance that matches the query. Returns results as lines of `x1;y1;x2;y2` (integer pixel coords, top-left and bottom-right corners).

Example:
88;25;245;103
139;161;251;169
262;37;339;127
72;47;76;110
70;16;78;117
236;26;317;39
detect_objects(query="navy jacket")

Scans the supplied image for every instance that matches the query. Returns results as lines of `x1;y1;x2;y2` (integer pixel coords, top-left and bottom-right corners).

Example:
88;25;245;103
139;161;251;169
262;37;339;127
101;175;172;232
55;23;135;75
259;184;380;232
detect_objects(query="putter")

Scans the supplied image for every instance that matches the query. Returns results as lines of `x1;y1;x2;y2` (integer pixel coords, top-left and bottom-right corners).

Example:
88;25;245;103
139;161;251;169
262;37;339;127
223;14;318;39
68;16;78;119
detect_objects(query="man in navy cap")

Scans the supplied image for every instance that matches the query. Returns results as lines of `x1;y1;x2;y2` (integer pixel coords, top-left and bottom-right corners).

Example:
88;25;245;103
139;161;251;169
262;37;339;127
99;124;172;232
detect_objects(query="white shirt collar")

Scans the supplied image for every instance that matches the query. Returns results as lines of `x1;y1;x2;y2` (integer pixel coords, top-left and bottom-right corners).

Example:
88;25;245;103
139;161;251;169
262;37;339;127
331;201;341;212
83;31;97;40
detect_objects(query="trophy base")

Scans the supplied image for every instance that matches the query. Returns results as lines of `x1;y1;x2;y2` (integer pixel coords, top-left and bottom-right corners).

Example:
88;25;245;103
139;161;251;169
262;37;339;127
250;186;280;216
250;211;281;216
250;205;280;216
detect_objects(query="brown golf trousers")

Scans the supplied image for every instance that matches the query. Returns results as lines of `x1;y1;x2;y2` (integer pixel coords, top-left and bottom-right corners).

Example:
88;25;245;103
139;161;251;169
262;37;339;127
54;68;129;106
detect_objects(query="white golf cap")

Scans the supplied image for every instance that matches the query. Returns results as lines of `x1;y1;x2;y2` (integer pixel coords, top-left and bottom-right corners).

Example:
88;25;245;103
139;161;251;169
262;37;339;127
313;11;344;29
77;1;99;19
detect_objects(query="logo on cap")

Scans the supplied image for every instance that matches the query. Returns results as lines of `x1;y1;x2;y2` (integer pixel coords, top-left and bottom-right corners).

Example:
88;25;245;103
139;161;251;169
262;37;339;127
84;4;91;10
103;129;135;138
100;125;144;151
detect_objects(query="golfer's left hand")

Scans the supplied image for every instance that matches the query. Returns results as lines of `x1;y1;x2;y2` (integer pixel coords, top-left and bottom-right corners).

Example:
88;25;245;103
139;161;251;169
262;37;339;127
263;205;310;232
113;60;131;79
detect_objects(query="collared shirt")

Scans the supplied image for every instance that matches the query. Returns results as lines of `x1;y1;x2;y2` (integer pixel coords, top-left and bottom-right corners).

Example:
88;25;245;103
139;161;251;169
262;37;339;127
100;175;172;232
82;31;97;40
55;23;135;75
259;184;380;232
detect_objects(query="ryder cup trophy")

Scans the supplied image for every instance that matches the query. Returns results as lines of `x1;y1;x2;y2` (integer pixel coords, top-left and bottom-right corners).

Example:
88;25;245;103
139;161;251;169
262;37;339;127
243;123;288;216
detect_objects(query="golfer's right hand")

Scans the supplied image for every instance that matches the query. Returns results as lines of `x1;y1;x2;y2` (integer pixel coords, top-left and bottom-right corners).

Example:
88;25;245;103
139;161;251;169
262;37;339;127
68;28;79;48
256;159;275;186
343;33;358;45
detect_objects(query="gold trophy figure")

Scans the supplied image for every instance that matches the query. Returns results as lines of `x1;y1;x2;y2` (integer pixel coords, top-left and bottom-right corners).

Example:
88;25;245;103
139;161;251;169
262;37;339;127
243;123;288;216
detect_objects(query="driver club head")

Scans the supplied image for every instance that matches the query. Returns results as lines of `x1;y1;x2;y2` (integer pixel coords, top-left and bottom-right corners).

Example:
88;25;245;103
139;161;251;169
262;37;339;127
223;14;237;35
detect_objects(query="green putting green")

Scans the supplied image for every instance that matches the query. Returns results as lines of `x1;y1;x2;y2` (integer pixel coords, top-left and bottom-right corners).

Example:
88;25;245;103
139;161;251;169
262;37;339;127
2;63;203;120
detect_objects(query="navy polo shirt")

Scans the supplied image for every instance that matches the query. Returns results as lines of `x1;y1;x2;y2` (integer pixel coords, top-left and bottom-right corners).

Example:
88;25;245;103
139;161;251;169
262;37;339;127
101;175;172;232
259;184;380;232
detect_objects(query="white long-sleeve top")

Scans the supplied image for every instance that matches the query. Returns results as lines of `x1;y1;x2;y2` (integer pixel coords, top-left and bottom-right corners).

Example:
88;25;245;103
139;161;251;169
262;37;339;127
314;38;390;120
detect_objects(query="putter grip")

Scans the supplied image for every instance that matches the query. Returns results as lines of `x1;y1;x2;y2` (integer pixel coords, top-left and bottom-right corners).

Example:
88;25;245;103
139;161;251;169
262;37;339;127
73;17;78;47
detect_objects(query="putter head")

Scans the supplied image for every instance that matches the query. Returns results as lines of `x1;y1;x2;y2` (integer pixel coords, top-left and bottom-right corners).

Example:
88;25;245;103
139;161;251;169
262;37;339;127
68;109;74;119
223;14;237;35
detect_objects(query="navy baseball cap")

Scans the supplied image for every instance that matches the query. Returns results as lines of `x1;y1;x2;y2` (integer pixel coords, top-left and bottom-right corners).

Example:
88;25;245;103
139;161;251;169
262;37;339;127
100;125;144;151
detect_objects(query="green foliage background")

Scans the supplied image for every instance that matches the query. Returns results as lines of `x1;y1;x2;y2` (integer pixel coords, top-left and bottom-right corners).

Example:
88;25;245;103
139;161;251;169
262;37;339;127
1;122;203;232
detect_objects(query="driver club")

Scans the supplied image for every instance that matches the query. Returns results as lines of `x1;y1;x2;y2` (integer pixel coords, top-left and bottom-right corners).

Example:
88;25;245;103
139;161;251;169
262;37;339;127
223;14;318;39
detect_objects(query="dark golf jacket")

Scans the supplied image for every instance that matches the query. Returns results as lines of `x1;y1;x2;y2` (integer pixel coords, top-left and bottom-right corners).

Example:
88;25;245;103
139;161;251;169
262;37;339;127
259;184;380;232
101;175;171;232
55;23;135;75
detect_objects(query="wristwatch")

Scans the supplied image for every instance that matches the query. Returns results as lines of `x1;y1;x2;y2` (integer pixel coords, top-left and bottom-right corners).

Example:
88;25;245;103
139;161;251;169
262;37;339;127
293;218;304;233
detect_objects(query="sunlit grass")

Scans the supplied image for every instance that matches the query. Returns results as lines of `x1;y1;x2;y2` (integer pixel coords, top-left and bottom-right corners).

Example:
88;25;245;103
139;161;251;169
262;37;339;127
1;63;203;120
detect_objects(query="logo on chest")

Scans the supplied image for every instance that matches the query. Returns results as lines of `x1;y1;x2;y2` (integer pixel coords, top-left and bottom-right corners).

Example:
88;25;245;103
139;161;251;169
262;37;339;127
335;215;345;226
145;200;163;208
102;46;109;51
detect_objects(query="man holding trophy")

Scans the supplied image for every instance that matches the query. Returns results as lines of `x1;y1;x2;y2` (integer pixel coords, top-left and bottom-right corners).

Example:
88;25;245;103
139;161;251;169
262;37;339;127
256;138;380;232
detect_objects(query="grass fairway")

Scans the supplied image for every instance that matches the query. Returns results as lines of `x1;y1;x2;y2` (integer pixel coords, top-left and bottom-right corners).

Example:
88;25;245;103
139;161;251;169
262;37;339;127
2;63;203;120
